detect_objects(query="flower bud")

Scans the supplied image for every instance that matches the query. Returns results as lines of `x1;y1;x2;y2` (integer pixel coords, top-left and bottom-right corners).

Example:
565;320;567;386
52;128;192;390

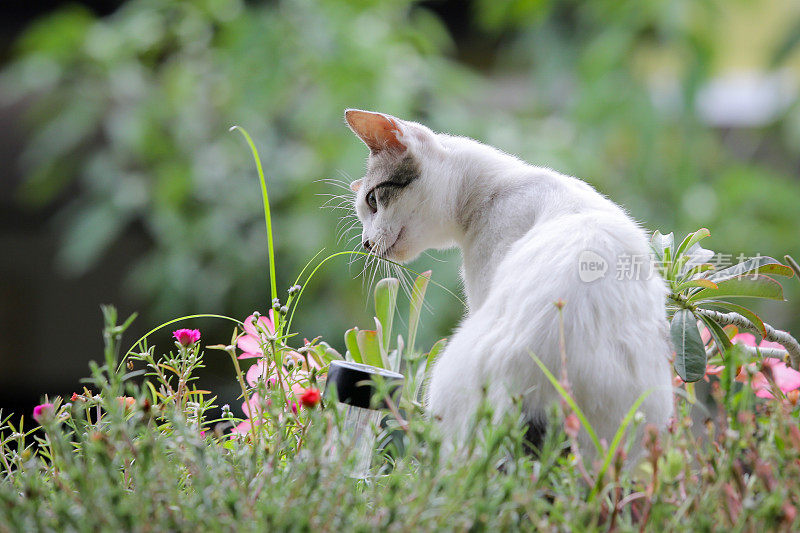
33;403;55;424
300;388;321;408
564;413;580;439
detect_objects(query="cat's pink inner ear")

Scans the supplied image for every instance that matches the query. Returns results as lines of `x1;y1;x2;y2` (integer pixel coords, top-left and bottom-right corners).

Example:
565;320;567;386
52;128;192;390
350;179;362;192
345;109;406;153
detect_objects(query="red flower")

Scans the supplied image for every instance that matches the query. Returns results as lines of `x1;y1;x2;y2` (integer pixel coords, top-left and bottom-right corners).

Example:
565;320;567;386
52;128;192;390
173;328;201;346
299;388;321;409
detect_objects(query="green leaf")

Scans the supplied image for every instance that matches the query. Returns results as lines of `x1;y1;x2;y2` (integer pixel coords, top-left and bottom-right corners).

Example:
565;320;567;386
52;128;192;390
682;263;716;281
699;301;767;338
388;334;405;373
675;228;710;259
671;310;706;383
387;349;402;374
698;314;733;356
688;274;785;303
373;317;391;369
650;230;674;257
590;388;653;501
528;351;603;456
673;278;718;294
312;342;342;365
344;328;362;364
425;338;447;374
407;270;431;357
374;278;399;353
356;330;382;368
707;256;794;283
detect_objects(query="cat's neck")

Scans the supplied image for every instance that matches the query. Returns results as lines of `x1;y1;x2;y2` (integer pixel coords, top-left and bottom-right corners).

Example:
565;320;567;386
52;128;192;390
438;140;591;311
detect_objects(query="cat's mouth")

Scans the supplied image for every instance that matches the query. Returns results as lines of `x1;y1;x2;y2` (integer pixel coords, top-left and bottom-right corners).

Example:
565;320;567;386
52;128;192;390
379;227;404;259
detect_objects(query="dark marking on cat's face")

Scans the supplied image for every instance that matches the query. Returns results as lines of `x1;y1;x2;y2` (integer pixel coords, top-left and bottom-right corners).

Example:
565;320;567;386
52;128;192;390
369;155;420;209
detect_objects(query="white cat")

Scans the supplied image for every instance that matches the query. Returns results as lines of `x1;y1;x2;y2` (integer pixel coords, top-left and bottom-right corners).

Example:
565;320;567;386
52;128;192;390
344;109;674;458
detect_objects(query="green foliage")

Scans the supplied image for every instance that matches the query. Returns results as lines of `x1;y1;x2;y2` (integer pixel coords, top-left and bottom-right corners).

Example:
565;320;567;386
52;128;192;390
342;270;443;407
0;0;467;336
5;0;800;346
655;228;797;382
3;304;800;531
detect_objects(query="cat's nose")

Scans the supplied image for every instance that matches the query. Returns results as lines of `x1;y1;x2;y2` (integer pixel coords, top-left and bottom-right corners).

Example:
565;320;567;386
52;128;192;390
363;239;372;251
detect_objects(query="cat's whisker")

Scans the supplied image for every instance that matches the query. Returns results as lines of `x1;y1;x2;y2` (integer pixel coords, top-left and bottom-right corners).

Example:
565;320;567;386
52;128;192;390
333;169;353;181
392;263;412;331
337;222;361;246
316;192;354;200
393;263;411;300
320;204;354;213
318;196;354;209
366;254;380;297
422;250;447;263
314;176;352;189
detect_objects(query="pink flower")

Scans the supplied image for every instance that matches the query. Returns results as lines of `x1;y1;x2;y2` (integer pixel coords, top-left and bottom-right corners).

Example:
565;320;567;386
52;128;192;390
173;328;201;346
237;311;276;359
232;311;326;437
237;310;320;391
733;333;800;399
229;395;267;439
230;419;253;437
240;393;268;418
33;403;54;423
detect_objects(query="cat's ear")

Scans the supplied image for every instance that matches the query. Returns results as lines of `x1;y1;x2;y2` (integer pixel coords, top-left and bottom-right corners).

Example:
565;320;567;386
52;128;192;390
345;109;406;154
350;179;362;192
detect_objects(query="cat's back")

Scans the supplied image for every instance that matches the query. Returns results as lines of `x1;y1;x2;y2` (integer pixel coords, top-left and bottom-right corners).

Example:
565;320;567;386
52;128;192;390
470;179;672;451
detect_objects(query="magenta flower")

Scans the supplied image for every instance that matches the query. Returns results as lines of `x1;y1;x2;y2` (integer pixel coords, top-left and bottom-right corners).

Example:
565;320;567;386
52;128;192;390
33;403;54;423
173;328;201;346
733;333;800;399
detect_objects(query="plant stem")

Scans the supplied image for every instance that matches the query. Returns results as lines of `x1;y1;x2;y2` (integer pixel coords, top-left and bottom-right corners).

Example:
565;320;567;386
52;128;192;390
696;309;800;369
230;126;278;303
270;339;291;411
229;350;257;448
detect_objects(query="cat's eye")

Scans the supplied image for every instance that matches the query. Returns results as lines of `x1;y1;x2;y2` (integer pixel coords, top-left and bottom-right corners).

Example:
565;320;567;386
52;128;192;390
366;190;377;212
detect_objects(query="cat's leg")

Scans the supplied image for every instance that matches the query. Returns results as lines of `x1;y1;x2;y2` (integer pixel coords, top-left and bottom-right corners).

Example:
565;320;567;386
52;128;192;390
426;314;489;454
426;306;555;455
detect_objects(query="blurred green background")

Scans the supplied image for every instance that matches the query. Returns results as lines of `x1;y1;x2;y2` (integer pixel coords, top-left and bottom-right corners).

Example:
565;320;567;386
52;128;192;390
1;0;799;416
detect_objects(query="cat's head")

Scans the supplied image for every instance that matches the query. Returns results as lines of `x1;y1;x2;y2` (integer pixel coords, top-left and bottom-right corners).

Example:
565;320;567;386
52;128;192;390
345;109;450;263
